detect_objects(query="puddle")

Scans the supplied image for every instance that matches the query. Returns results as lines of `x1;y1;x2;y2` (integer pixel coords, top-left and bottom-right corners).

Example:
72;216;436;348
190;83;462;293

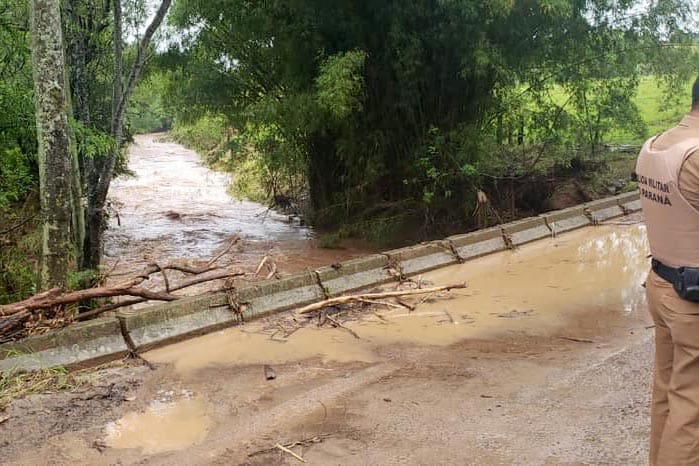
104;397;211;454
150;327;377;374
147;224;650;374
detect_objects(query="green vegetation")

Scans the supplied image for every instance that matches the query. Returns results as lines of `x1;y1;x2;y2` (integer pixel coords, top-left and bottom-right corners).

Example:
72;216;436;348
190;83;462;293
0;361;96;411
0;0;698;301
626;76;691;141
127;72;174;134
162;0;697;242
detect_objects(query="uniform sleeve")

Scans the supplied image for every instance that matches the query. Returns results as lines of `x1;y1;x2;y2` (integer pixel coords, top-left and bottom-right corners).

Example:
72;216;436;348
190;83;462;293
678;149;699;211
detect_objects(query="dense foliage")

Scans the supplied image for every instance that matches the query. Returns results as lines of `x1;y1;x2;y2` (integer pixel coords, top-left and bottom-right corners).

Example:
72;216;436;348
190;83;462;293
162;0;698;236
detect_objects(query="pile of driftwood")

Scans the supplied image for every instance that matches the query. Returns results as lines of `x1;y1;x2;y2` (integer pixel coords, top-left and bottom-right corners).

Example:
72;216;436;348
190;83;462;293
258;280;468;343
0;241;244;344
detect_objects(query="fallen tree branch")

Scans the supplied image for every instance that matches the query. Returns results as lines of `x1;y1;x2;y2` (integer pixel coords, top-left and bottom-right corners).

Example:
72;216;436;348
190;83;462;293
296;283;467;315
325;315;360;339
207;236;240;266
77;269;245;320
1;270;245;317
275;443;305;463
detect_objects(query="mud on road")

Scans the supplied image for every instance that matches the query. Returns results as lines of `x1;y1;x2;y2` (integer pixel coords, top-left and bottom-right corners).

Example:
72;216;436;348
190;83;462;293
1;222;654;465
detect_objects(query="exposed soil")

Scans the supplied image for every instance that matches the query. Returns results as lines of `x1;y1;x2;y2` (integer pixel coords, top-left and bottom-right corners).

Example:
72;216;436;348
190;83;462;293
0;222;655;465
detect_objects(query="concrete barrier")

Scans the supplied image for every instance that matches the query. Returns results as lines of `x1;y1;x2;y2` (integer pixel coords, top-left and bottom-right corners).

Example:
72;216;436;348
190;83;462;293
316;255;394;298
0;317;127;372
384;241;459;277
540;206;591;235
614;192;642;214
119;293;234;352
447;227;506;260
501;217;552;246
122;272;327;351
237;272;325;320
584;197;625;223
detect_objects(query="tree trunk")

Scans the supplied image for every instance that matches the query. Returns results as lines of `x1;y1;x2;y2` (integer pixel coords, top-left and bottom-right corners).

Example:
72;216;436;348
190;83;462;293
82;0;171;269
30;0;76;289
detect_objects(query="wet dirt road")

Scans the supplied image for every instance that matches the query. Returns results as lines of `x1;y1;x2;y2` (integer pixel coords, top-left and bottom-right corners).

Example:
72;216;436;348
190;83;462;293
103;134;368;279
1;218;656;465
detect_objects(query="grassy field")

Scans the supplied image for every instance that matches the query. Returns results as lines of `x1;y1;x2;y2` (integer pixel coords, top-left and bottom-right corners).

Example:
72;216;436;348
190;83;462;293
632;76;690;139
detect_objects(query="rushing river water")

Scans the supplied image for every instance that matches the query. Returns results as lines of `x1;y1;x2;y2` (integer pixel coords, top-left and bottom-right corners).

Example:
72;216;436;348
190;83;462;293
103;134;367;279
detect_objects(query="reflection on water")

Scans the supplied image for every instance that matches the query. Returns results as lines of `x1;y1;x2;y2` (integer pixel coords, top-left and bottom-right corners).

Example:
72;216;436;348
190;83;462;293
576;225;649;313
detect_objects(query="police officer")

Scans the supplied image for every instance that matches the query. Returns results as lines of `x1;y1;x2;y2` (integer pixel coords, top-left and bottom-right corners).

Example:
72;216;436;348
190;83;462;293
637;77;699;465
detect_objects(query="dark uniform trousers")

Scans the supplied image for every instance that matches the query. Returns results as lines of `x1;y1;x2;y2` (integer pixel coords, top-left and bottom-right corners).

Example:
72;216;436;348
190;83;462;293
647;270;699;465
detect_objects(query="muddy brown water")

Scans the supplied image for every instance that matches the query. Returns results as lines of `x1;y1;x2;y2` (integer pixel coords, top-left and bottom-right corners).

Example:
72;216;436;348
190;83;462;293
103;133;368;279
94;222;650;459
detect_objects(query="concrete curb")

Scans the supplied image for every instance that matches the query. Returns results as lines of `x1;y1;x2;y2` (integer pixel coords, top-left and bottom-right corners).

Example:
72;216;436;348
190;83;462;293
0;317;128;372
315;255;393;297
540;206;591;235
0;192;642;372
447;227;507;261
384;242;459;277
615;192;642;214
118;293;233;352
584;197;625;223
501;217;552;246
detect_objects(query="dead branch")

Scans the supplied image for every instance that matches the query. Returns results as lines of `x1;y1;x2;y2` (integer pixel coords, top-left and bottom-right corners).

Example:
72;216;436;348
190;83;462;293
265;261;279;280
0;214;37;236
275;443;305;463
207;236;240;266
2;268;244;318
325;315;360;339
357;299;405;310
254;256;270;277
249;434;335;458
77;269;245;320
297;284;467;315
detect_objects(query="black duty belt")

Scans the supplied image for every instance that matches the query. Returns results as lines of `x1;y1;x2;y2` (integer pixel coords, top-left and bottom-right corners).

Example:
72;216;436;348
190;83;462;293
652;259;679;285
651;258;699;303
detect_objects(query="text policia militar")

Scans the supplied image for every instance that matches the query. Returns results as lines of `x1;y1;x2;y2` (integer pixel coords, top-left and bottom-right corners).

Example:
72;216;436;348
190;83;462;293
637;174;672;206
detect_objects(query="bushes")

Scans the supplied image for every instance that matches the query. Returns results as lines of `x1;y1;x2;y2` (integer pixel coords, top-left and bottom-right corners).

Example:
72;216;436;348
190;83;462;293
0;147;33;210
170;115;227;155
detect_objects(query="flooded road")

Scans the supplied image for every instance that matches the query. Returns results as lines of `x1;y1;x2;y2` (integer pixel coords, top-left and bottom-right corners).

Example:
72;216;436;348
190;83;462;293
147;223;649;374
2;219;657;465
103;134;368;277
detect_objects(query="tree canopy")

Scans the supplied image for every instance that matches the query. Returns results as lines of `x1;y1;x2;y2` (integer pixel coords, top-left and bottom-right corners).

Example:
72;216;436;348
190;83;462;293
162;0;699;233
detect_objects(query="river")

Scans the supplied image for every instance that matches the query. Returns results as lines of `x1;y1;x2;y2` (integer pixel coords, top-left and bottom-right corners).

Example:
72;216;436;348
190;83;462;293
103;134;367;281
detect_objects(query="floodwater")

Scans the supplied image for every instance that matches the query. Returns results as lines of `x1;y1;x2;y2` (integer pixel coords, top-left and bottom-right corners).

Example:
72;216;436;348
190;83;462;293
148;222;650;375
105;395;210;454
103;134;367;278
